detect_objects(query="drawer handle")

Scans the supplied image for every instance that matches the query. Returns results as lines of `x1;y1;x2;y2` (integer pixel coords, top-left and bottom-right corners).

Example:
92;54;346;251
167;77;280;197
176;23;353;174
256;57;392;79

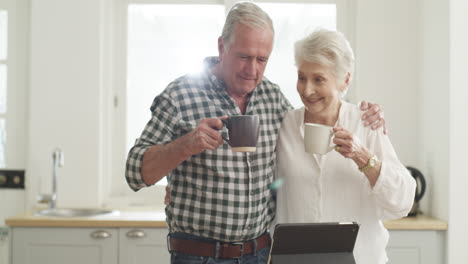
90;230;112;239
126;229;146;239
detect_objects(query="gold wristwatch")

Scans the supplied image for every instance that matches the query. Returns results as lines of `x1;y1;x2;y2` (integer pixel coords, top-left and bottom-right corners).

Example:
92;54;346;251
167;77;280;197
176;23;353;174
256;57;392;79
359;155;378;172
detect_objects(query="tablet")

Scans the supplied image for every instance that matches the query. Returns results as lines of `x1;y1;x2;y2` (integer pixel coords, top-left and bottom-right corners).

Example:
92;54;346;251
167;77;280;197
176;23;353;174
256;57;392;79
268;222;360;264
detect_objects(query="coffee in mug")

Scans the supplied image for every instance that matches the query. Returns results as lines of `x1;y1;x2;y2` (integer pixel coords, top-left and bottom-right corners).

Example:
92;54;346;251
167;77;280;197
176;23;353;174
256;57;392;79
222;115;260;152
304;123;335;155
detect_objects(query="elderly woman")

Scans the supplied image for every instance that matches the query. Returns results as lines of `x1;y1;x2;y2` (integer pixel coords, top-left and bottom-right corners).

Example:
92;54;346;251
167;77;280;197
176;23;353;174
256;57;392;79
274;29;416;264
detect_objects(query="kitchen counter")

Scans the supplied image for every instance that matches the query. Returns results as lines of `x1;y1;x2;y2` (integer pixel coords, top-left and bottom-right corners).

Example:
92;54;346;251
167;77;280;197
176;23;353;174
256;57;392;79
384;214;448;230
6;210;448;230
5;209;168;228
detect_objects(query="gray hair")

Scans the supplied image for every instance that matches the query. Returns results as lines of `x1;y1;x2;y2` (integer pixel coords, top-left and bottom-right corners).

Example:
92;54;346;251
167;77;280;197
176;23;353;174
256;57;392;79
221;2;275;50
294;29;355;83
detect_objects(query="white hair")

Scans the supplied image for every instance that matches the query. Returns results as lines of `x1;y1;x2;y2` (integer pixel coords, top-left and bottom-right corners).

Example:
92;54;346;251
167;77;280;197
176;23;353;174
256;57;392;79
294;28;355;85
221;2;274;50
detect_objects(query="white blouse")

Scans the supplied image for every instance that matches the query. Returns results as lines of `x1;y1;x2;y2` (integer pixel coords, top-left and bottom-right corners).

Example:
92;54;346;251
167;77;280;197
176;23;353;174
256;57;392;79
275;101;416;264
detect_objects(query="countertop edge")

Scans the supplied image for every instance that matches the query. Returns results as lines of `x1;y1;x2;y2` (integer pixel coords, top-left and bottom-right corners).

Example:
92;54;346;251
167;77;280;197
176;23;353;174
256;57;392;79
383;215;448;231
5;218;169;228
5;212;447;231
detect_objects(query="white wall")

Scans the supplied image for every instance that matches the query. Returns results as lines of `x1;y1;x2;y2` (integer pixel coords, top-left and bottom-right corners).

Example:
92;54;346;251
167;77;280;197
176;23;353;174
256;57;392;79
417;0;468;263
27;0;109;208
419;0;450;221
354;0;420;165
448;0;468;263
354;0;423;203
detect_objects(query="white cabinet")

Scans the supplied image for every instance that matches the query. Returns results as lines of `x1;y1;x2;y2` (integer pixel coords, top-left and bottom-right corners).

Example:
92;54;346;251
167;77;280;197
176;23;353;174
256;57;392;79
10;227;446;264
10;227;118;264
119;228;169;264
387;230;446;264
10;227;170;264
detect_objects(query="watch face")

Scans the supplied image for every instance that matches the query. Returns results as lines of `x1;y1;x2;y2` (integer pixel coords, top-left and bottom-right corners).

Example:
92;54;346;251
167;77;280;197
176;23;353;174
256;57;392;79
370;157;376;166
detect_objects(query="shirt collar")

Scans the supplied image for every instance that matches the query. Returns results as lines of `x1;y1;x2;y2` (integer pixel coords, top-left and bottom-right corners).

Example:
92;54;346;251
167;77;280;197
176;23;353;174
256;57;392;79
203;57;225;90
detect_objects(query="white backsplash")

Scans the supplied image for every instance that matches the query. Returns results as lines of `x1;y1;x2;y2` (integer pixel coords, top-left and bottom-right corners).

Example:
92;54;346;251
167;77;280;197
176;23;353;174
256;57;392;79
0;189;25;224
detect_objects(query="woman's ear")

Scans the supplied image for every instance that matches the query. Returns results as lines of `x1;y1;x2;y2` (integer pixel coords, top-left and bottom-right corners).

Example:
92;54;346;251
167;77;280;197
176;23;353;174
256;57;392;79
339;72;351;92
338;72;351;98
344;72;351;87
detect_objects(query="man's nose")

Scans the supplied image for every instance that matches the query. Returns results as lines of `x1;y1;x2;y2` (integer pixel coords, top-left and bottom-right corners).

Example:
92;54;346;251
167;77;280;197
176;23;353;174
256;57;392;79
244;58;257;75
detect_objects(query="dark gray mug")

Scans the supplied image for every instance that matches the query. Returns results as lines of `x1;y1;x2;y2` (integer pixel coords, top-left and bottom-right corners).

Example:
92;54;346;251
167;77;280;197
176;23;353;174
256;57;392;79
221;115;260;152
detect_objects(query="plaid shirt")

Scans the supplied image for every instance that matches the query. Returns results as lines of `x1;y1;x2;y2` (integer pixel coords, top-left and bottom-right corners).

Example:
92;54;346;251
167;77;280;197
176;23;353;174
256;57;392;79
126;57;292;242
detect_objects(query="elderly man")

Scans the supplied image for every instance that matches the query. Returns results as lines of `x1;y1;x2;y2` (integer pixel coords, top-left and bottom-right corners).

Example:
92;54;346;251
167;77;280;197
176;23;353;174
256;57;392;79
126;2;384;264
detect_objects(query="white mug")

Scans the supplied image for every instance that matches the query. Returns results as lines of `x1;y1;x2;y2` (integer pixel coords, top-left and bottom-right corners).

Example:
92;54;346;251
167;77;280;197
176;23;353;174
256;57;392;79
304;123;335;155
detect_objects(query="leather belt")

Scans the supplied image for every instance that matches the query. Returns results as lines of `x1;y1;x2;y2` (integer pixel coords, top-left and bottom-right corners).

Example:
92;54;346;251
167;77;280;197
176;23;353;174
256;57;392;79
168;232;271;259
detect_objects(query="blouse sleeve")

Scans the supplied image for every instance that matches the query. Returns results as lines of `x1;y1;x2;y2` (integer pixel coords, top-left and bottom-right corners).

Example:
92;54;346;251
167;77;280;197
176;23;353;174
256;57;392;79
366;128;417;220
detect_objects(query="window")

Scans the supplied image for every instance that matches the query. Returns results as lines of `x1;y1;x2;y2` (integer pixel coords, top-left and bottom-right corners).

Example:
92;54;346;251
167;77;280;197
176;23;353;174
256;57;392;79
0;10;8;167
126;4;225;187
110;0;348;207
256;2;336;107
0;0;28;170
0;10;6;61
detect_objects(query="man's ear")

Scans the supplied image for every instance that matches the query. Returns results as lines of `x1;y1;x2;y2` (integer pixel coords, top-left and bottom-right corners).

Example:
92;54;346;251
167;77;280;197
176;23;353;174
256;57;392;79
218;37;224;59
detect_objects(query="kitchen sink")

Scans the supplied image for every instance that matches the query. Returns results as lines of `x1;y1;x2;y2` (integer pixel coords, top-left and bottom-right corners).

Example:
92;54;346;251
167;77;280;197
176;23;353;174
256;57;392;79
35;208;118;217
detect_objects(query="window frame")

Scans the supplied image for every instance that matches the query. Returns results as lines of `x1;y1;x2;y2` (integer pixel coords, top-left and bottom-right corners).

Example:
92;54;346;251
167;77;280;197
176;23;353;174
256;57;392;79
0;6;9;168
0;0;29;170
106;0;356;208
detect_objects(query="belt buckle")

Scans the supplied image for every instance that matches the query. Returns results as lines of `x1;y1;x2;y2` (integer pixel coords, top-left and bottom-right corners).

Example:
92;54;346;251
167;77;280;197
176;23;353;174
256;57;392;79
231;242;245;258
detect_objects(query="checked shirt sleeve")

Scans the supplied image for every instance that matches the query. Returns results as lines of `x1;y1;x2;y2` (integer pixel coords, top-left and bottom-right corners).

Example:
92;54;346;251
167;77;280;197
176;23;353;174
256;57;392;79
125;91;180;191
278;91;293;118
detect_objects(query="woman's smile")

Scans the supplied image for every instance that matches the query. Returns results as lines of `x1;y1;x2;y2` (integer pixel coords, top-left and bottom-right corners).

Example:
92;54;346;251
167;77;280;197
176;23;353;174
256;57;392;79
304;97;324;104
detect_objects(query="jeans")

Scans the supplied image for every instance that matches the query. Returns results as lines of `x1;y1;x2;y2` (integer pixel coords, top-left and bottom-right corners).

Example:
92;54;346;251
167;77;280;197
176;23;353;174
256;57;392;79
169;232;271;264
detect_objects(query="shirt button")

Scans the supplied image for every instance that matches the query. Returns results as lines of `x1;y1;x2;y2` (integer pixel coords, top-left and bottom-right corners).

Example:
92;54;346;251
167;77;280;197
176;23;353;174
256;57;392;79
247;225;252;230
250;191;255;195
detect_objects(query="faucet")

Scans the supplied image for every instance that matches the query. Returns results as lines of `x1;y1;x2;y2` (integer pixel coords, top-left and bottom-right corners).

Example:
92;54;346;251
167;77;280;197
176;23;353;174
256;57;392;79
37;148;64;209
50;148;64;209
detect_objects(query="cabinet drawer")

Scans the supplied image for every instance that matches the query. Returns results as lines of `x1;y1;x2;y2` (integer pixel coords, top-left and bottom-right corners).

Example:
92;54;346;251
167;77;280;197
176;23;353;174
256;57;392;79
119;228;169;264
11;227;118;264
